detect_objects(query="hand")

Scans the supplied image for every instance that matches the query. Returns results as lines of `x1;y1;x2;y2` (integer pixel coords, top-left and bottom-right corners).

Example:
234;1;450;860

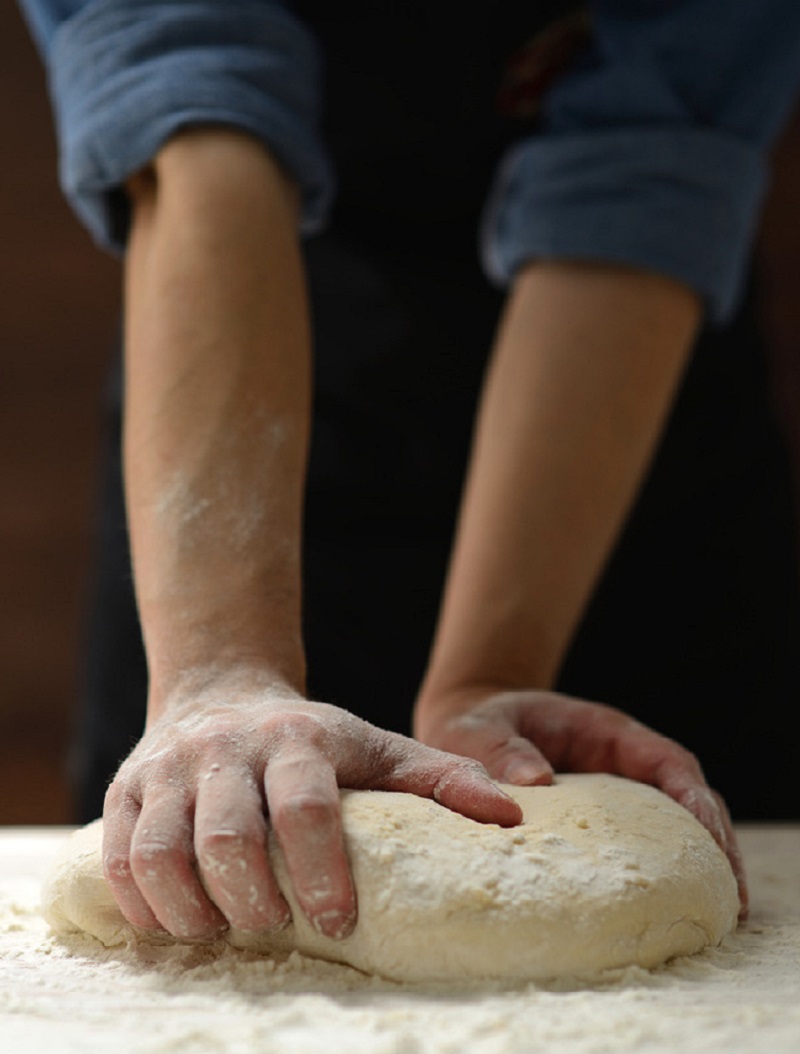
101;677;522;942
415;688;748;917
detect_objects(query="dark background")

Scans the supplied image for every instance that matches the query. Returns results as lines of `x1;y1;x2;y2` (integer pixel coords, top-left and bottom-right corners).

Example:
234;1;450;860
1;4;120;824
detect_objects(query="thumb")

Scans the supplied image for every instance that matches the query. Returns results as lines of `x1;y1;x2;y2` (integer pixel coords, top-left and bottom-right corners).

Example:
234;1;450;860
436;710;555;787
376;735;524;827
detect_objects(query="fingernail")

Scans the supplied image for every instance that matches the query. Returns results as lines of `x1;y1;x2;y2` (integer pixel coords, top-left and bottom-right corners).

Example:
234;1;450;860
502;758;544;784
180;921;228;943
312;909;355;941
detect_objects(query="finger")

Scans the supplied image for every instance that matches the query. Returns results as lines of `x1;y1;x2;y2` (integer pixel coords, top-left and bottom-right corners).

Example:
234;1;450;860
265;751;356;940
573;710;751;919
508;694;681;777
437;710;554;786
568;706;750;913
102;783;162;931
725;834;749;921
666;781;749;920
194;765;290;932
709;791;749;921
373;736;524;826
129;790;227;941
518;695;709;800
586;708;746;898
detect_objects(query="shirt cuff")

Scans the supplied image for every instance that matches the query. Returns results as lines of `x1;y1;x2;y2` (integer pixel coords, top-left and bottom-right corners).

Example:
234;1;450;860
481;126;768;325
47;0;333;253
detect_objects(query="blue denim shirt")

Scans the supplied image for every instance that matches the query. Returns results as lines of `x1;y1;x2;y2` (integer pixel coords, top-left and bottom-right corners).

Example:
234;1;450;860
17;0;800;323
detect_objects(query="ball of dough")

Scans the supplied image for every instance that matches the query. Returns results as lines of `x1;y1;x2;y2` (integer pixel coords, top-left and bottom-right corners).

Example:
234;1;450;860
41;774;739;983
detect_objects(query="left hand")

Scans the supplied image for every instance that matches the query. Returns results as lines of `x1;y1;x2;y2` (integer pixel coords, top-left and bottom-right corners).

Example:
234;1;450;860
415;688;748;917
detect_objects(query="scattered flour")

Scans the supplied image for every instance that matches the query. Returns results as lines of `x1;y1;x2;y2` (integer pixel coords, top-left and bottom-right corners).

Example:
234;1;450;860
1;825;799;1054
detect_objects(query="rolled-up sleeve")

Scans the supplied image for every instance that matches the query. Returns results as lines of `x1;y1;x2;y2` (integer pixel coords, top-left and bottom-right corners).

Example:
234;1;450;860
482;0;800;324
17;0;333;252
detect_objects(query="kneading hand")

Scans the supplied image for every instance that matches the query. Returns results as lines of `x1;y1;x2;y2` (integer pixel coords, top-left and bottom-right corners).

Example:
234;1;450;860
415;689;748;916
101;683;522;942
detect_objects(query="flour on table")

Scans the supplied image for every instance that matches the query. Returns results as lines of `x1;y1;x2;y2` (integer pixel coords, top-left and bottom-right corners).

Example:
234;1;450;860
40;773;739;983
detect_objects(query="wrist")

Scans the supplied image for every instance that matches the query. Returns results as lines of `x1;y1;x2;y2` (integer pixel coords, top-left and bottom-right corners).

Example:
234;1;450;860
138;567;307;715
415;632;558;743
147;656;306;727
414;679;529;744
416;263;699;745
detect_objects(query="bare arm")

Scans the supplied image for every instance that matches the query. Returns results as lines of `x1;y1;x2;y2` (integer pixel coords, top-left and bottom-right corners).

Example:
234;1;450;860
123;128;310;709
417;260;700;708
414;261;747;909
105;128;520;942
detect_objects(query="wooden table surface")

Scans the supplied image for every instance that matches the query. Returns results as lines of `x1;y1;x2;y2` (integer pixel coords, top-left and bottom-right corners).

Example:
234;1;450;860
1;824;799;1054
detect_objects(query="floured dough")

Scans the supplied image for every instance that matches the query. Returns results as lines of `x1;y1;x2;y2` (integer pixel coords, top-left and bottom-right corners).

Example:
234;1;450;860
41;774;739;983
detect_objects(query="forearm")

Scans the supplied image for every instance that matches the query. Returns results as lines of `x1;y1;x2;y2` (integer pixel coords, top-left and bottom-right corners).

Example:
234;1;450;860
123;129;311;718
416;261;701;733
107;130;525;940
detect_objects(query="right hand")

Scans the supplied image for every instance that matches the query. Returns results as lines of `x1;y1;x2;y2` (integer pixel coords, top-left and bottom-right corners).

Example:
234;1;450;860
101;676;522;942
416;688;748;917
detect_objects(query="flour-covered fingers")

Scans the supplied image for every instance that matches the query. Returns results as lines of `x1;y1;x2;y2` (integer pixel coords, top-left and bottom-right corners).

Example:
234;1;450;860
711;790;748;921
416;689;749;915
431;708;554;787
576;710;749;912
265;751;356;939
193;766;290;932
660;776;748;919
127;790;227;940
101;784;162;931
372;734;523;827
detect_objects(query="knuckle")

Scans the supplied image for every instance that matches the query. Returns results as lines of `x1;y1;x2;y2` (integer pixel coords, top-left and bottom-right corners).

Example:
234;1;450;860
431;757;490;801
661;738;704;777
104;777;138;812
483;734;531;762
103;851;133;886
273;792;337;831
130;840;184;878
191;727;241;764
103;780;124;810
205;721;250;753
682;747;704;774
270;711;327;749
196;828;252;868
455;756;489;779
